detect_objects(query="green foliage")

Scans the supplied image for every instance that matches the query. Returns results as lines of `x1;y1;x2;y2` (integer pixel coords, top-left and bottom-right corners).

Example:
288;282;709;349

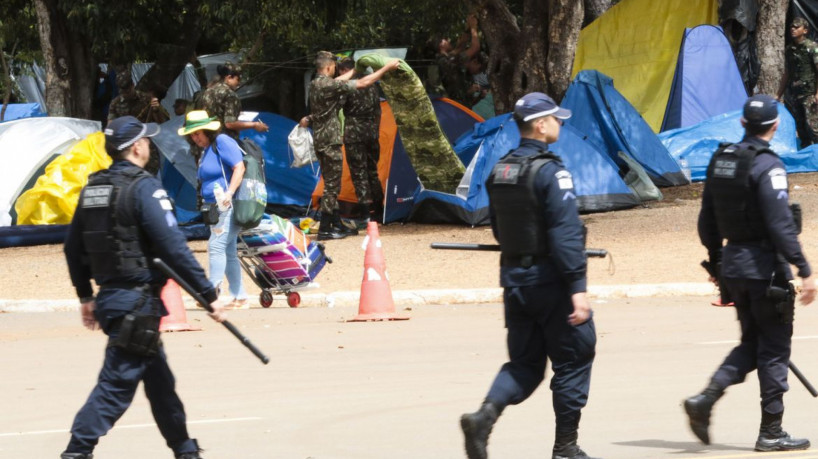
212;0;471;61
0;0;40;64
58;0;210;64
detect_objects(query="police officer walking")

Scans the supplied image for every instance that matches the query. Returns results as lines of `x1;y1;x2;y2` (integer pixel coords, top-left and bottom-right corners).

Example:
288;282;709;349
684;94;817;451
460;92;598;459
61;116;226;459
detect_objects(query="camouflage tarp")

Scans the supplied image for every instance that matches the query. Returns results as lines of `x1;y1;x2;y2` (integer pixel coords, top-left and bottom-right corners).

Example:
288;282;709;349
356;54;464;192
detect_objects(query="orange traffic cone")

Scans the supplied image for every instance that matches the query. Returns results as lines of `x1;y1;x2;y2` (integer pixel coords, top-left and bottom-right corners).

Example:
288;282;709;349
159;279;201;332
348;221;409;322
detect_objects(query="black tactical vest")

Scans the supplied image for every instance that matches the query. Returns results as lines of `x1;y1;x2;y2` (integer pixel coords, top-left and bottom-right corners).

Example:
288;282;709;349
486;151;557;267
80;165;153;283
705;142;775;242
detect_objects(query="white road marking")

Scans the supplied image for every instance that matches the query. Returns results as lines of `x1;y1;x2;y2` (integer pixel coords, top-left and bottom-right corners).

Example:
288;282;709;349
683;451;818;459
698;335;818;346
0;417;262;437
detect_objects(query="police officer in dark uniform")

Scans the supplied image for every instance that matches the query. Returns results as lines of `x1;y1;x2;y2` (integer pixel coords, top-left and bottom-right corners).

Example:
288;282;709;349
684;94;817;452
61;116;226;459
460;92;598;459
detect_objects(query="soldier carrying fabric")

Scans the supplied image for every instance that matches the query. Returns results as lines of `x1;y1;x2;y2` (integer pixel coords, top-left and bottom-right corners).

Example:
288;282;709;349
777;17;818;147
337;57;385;222
299;51;398;241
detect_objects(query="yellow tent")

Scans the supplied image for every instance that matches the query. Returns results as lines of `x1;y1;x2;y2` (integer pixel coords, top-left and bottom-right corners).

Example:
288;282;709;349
15;132;111;225
572;0;718;132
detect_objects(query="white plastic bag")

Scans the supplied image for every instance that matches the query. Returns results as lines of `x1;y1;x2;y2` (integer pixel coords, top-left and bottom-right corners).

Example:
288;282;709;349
287;126;317;168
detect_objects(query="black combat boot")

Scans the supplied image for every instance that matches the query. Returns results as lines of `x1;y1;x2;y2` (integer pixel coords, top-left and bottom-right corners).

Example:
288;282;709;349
317;213;348;241
552;430;599;459
60;453;93;459
357;202;371;223
683;382;724;444
332;212;358;236
175;439;204;459
460;400;502;459
371;202;384;224
754;411;810;452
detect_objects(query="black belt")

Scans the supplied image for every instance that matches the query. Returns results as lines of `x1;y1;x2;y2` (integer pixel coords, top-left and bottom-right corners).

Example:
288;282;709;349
501;254;549;269
726;239;773;249
99;283;163;297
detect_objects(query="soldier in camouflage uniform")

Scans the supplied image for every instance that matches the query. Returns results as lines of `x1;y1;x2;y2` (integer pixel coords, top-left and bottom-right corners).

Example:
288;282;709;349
431;14;481;104
108;72;168;175
777;17;818;147
299;51;398;240
337;57;384;221
195;62;268;140
108;72;169;125
356;54;466;193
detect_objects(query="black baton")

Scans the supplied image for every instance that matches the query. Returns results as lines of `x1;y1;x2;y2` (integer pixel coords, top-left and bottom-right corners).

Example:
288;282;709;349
789;361;818;397
430;242;608;258
152;258;270;365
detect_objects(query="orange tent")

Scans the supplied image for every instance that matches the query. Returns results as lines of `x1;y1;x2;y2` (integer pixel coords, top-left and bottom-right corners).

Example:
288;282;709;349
311;98;483;217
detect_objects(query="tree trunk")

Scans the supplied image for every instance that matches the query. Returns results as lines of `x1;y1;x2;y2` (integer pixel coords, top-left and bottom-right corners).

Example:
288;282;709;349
545;0;584;99
33;0;95;119
1;40;15;122
472;0;586;113
473;0;522;114
583;0;612;27
755;0;788;95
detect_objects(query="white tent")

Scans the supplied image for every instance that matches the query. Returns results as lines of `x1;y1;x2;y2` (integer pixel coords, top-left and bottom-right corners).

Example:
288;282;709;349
0;117;100;225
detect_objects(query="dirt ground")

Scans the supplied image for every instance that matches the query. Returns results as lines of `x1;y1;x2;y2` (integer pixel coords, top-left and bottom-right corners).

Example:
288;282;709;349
4;173;818;302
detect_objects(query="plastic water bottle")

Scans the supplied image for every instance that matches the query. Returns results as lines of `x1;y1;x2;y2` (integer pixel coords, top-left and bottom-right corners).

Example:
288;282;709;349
679;158;692;182
213;182;228;211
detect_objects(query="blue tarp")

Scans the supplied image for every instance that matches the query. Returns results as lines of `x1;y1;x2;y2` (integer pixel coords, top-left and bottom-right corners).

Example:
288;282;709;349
408;114;640;225
657;104;818;181
241;112;317;209
661;25;747;131
1;103;46;122
562;70;689;187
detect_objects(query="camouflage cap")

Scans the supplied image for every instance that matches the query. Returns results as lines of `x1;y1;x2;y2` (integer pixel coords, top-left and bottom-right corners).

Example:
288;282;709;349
315;51;337;68
116;72;134;90
793;17;809;29
217;61;242;78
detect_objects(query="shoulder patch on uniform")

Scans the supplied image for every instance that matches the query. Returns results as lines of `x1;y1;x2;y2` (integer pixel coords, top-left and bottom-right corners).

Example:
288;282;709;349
556;170;574;190
82;185;113;208
769;167;788;190
151;188;173;210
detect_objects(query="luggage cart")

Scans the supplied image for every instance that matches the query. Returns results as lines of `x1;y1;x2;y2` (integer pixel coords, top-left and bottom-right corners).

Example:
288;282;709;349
237;233;331;308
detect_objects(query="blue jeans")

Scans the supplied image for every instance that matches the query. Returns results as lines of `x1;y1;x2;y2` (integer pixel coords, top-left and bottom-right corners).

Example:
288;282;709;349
208;205;246;300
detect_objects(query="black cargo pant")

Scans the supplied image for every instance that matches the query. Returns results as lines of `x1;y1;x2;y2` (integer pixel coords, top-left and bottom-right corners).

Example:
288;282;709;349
486;282;596;433
709;277;792;414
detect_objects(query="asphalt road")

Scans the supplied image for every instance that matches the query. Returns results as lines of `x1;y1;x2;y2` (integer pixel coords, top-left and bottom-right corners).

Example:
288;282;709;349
4;297;818;458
